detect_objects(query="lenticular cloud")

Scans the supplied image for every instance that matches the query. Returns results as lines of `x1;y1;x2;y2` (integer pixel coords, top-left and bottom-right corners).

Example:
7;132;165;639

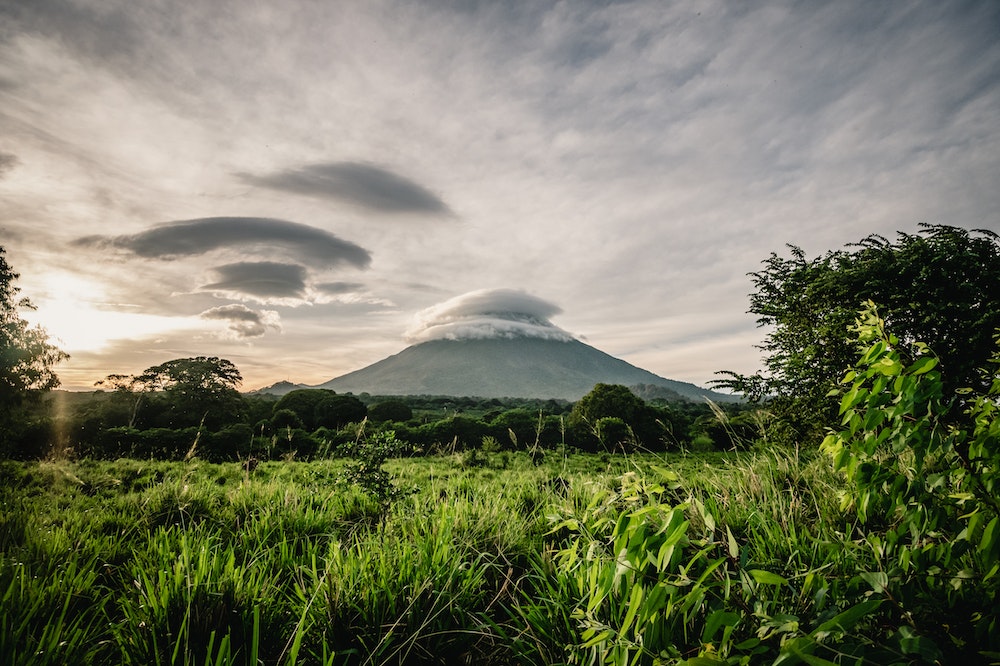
405;288;575;343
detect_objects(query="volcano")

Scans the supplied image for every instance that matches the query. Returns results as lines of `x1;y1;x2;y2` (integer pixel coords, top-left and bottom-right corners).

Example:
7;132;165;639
312;336;736;402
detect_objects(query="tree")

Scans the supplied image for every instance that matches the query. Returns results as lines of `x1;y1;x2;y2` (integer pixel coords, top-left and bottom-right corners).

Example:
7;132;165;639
95;373;156;428
313;394;367;429
273;389;336;430
570;383;663;450
0;247;68;453
716;224;1000;441
139;357;245;429
368;399;413;423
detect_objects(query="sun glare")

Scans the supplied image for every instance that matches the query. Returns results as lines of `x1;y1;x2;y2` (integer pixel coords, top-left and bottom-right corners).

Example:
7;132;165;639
28;272;196;352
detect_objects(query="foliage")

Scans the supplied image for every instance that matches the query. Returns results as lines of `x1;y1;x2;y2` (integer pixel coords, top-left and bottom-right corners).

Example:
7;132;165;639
339;429;414;507
570;383;664;451
142;357;245;429
367;399;413;423
272;389;336;430
8;442;999;664
821;302;1000;658
0;247;68;455
313;394;367;429
97;357;246;431
533;467;891;665
716;224;1000;441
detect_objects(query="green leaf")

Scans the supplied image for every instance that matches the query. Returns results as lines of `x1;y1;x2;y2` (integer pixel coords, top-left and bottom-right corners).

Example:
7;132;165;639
814;599;882;634
906;356;938;375
702;610;740;643
726;525;738;560
621;584;643;634
860;571;888;593
980;516;998;555
749;569;788;586
580;628;614;648
875;356;902;376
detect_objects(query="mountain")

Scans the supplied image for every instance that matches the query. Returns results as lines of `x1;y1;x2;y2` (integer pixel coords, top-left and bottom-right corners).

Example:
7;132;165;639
248;380;306;396
313;336;738;402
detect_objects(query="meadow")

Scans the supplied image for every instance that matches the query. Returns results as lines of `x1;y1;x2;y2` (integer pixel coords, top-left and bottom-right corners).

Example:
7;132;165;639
0;445;949;666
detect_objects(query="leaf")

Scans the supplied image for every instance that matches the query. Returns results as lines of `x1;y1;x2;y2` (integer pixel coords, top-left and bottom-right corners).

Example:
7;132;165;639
906;356;938;375
814;599;882;634
580;628;614;648
980;516;998;555
621;584;643;634
875;356;902;376
702;610;740;642
726;526;739;560
860;571;888;593
749;569;788;586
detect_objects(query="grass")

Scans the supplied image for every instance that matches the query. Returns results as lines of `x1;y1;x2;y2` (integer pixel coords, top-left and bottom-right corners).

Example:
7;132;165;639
0;449;887;665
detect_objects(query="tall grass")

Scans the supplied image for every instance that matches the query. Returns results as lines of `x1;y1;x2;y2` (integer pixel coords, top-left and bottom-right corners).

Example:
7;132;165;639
0;449;929;664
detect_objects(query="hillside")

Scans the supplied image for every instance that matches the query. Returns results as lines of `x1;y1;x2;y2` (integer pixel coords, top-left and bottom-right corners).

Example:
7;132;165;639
314;336;737;402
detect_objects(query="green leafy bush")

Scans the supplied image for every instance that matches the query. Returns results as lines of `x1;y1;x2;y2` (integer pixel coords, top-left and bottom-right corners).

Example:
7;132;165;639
822;302;1000;659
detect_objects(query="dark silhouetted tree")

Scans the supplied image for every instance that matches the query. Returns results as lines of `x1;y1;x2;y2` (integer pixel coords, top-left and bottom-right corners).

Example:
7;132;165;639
368;399;413;423
0;247;68;455
139;357;245;429
314;394;367;429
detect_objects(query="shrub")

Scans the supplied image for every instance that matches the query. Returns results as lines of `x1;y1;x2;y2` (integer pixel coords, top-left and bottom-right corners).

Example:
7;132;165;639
822;302;1000;658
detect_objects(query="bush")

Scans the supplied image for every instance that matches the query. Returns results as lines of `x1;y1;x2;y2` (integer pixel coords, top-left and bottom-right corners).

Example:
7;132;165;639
822;302;1000;657
367;400;413;423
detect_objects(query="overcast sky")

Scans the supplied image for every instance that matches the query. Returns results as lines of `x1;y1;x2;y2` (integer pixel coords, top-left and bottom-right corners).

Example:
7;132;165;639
2;0;998;392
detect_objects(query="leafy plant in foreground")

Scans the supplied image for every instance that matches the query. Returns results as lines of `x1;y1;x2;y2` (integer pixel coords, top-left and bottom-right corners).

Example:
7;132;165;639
340;428;414;508
822;301;1000;660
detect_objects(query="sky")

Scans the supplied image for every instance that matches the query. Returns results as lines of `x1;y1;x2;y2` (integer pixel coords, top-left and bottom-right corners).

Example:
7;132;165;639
1;0;999;392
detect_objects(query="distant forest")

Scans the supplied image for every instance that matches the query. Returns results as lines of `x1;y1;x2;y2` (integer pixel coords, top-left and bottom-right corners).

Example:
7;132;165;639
13;377;752;462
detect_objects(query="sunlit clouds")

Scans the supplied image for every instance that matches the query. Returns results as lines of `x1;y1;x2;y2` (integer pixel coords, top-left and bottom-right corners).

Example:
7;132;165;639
405;288;576;343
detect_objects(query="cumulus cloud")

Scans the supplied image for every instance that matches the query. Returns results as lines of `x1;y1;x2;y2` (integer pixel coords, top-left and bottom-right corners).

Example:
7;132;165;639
200;303;280;338
405;288;575;343
200;261;307;300
73;217;371;269
238;162;451;215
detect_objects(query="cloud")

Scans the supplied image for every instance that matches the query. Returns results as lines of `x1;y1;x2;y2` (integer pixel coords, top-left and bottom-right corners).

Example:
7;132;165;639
73;217;371;269
315;281;365;295
405;288;575;343
239;162;451;215
200;303;280;338
0;152;18;178
201;261;307;300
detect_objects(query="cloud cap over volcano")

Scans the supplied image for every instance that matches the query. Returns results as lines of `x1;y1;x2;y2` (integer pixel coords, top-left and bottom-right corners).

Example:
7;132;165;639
405;288;575;343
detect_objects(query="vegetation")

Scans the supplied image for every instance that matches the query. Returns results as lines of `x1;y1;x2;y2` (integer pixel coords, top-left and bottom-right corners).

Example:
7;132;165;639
716;224;1000;442
0;247;67;458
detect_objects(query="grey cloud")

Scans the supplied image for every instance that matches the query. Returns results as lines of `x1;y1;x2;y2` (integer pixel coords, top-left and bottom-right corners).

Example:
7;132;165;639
73;217;371;269
0;152;18;177
316;281;365;295
405;288;575;343
239;162;451;215
201;262;307;299
200;303;280;338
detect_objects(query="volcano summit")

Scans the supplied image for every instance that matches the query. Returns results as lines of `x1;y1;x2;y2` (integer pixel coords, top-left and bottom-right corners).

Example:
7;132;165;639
308;289;736;402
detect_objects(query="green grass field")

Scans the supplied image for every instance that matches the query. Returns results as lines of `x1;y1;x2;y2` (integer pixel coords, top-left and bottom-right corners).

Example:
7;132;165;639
1;446;994;665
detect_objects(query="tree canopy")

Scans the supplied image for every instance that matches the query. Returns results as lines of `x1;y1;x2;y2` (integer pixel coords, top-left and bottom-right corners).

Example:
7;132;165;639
570;383;664;450
716;224;1000;440
1;247;68;452
0;248;67;403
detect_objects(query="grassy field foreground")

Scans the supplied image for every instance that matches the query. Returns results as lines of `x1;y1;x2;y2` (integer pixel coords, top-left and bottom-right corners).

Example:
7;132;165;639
0;449;979;665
